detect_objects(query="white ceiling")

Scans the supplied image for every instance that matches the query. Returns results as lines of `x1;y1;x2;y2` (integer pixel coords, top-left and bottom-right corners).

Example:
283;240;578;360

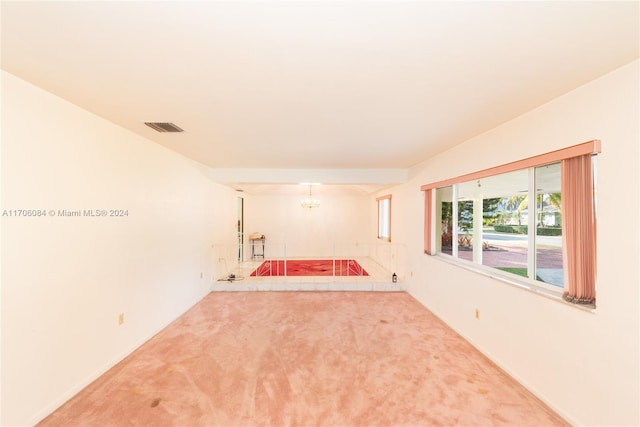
1;1;638;194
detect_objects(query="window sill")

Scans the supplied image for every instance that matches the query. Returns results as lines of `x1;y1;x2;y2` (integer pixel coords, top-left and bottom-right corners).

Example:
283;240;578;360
430;253;596;313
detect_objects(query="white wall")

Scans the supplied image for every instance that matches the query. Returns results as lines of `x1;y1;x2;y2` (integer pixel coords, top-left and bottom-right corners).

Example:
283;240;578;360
244;192;371;258
3;57;638;426
0;71;238;426
388;60;639;426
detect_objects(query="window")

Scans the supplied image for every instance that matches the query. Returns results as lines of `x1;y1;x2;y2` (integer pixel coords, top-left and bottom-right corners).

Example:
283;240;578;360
377;195;391;242
422;141;600;306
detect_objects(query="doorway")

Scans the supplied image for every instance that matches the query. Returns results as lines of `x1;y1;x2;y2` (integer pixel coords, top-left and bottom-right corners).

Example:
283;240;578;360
237;196;244;262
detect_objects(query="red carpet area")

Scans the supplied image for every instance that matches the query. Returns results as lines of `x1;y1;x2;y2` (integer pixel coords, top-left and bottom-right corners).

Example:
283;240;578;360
250;259;369;277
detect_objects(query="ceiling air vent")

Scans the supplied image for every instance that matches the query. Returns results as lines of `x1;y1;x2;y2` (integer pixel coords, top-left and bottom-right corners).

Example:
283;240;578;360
144;122;184;133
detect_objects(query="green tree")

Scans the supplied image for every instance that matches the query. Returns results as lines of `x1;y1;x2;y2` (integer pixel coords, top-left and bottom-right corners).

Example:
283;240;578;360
442;198;503;233
483;198;502;226
503;195;528;225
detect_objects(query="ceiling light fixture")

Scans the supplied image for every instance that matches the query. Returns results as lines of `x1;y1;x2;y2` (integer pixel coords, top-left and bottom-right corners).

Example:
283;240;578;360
301;184;320;208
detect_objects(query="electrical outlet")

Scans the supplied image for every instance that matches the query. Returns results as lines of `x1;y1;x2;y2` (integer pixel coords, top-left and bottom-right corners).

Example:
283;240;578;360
118;313;124;325
475;309;480;320
200;272;203;279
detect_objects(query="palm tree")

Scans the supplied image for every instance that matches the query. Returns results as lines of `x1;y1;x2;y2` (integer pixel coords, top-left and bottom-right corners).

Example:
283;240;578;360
547;193;561;210
503;195;528;225
513;193;562;226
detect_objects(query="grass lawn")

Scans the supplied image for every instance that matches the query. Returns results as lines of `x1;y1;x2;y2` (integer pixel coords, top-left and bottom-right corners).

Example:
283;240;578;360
496;267;543;282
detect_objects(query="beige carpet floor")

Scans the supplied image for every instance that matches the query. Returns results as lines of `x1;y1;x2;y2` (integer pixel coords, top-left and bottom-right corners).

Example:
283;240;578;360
38;291;568;426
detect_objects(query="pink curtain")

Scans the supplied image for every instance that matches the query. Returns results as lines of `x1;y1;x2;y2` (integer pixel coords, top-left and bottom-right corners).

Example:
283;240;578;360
424;189;433;255
561;154;597;305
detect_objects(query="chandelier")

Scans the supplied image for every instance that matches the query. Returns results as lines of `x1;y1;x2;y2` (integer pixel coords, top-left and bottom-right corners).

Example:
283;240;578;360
300;184;320;208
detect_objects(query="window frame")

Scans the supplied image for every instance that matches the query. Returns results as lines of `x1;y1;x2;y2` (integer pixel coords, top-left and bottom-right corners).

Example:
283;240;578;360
377;194;392;242
421;140;601;304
